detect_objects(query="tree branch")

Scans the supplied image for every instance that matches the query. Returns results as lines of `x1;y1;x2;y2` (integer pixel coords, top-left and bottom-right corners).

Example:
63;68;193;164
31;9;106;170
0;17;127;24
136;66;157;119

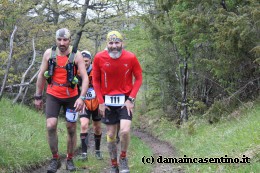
13;38;37;104
0;26;17;100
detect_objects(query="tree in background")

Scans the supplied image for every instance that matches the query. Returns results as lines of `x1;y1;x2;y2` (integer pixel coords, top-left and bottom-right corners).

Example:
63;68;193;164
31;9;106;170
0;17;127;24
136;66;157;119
0;0;135;104
0;0;259;123
133;0;260;122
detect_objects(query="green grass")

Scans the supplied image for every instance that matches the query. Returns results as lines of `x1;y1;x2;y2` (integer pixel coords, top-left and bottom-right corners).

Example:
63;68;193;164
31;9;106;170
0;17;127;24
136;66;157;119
0;98;153;173
0;98;68;172
1;96;259;173
136;101;260;173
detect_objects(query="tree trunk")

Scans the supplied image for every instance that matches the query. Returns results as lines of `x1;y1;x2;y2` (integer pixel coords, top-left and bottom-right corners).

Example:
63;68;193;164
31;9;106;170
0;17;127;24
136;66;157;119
0;26;17;100
72;0;90;49
180;51;189;123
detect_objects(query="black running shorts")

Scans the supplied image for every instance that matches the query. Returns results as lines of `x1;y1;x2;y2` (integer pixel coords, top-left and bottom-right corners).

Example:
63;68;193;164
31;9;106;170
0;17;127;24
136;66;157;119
45;93;78;119
102;106;132;125
79;108;101;121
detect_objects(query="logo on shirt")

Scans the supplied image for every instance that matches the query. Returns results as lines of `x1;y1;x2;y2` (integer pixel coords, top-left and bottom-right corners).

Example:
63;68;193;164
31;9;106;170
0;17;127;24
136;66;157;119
104;62;110;67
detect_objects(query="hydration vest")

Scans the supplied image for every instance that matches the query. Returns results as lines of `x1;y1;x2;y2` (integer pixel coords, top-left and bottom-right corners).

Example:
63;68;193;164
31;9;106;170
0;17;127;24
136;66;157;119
46;45;78;89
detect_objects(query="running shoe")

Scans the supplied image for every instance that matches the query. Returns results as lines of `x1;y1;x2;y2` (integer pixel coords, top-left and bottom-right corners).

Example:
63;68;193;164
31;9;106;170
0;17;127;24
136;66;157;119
119;157;130;173
47;158;61;173
110;165;119;173
95;150;103;160
66;158;76;172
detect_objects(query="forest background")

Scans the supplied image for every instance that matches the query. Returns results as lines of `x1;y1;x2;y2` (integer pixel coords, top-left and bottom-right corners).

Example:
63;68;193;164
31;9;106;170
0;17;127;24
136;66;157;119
0;0;259;123
0;0;259;172
0;0;259;122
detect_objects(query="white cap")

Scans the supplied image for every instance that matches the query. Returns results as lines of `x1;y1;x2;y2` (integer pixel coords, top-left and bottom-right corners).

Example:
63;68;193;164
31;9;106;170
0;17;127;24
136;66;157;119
81;50;92;59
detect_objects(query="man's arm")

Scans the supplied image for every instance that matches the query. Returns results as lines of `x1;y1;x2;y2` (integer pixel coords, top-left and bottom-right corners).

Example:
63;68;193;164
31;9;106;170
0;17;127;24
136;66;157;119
34;49;50;110
75;51;89;98
129;57;143;98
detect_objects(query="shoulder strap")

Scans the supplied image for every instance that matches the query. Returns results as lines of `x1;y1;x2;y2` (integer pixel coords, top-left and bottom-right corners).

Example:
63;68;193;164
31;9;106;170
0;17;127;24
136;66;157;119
87;64;92;75
68;46;77;63
50;45;57;60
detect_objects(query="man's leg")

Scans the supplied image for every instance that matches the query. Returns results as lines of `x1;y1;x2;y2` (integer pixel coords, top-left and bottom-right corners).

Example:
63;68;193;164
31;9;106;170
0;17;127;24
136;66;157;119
64;95;79;171
45;94;62;173
119;120;131;173
46;117;59;156
79;116;90;160
107;124;119;172
93;120;103;159
119;119;131;157
46;117;61;173
66;121;77;171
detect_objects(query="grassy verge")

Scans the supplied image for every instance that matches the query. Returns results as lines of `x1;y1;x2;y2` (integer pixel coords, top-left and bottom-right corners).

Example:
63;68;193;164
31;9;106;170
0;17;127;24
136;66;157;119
0;98;153;173
134;101;260;173
0;98;68;172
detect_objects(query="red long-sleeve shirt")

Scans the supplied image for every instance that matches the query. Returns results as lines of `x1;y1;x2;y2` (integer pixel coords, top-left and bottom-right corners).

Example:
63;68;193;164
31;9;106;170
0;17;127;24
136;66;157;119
92;49;142;104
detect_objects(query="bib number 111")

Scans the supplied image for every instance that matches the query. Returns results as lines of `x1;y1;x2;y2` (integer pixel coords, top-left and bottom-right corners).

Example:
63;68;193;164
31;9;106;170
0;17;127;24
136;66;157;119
105;95;125;106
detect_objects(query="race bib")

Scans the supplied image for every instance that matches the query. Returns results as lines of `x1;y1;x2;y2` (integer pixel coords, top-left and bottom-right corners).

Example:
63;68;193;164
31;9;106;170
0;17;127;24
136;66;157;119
65;108;78;123
105;94;125;106
86;87;96;99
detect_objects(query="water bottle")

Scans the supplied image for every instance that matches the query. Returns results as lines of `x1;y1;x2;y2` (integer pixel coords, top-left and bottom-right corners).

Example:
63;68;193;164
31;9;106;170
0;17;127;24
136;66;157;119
44;71;50;78
66;63;74;82
48;59;56;76
72;76;78;84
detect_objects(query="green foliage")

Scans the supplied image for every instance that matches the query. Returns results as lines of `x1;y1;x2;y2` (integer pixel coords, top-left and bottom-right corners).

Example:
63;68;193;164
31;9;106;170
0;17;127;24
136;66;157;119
136;0;260;121
0;0;259;124
204;99;234;123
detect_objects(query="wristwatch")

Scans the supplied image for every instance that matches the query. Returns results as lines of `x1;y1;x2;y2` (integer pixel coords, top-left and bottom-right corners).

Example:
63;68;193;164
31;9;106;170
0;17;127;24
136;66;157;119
34;95;42;100
79;96;86;100
127;97;135;104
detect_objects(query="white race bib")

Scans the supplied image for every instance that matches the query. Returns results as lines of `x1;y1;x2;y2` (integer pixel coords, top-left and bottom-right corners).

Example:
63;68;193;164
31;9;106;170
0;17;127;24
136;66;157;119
105;94;125;106
66;109;78;123
86;87;96;99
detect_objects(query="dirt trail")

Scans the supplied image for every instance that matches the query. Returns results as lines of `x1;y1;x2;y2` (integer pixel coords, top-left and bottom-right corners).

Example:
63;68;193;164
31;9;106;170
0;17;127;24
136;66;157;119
133;129;184;173
31;128;184;173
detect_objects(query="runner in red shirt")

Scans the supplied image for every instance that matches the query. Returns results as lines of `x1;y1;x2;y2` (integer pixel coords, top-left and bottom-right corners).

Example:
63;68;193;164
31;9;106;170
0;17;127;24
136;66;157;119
93;31;142;173
34;28;88;173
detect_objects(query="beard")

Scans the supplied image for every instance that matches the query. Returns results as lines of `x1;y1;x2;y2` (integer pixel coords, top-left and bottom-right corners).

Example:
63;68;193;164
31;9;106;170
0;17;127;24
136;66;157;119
108;46;122;59
58;45;69;53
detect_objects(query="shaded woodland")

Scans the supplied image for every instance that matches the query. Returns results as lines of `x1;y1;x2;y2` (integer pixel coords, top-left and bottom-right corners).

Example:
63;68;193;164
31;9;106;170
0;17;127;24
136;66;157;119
0;0;259;123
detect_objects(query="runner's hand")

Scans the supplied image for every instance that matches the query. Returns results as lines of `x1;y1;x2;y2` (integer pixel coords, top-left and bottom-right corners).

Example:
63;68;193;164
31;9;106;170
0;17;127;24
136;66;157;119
34;99;43;111
99;103;110;117
122;100;134;116
79;104;86;114
74;98;84;112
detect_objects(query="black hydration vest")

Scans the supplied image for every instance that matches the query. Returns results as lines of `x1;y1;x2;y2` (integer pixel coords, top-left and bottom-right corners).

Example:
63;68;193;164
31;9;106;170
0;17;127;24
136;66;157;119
46;45;78;89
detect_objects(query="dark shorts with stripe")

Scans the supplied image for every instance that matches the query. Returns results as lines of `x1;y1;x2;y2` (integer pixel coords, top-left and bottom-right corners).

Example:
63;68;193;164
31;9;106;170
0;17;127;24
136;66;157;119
102;106;132;125
45;93;78;119
79;108;101;121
